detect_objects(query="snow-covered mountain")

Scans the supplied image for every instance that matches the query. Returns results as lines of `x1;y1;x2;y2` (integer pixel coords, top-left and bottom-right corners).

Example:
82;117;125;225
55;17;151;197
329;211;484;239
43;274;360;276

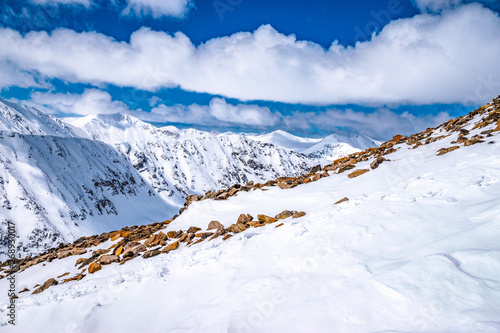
66;114;315;207
0;100;175;259
250;130;380;161
3;97;499;332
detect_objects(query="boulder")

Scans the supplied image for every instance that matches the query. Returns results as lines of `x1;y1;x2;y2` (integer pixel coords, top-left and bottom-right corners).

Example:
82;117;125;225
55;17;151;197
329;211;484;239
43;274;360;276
223;234;233;241
292;211;306;218
347;169;370;178
99;255;120;265
32;278;58;295
258;214;277;224
92;249;110;256
437;146;460;156
237;214;253;224
195;232;214;239
207;221;224;231
88;262;102;274
370;157;388;170
275;210;295;220
187;227;201;233
70;248;87;256
334;197;349;205
163;241;180;252
114;245;124;256
143;250;161;259
123;244;146;258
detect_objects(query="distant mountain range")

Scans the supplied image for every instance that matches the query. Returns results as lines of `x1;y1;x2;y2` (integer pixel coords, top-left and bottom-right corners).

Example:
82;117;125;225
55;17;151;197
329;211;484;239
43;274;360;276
0;99;379;258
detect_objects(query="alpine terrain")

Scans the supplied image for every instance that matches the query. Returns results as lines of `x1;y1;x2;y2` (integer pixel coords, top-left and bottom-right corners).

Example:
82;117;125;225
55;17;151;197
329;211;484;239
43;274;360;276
1;97;499;332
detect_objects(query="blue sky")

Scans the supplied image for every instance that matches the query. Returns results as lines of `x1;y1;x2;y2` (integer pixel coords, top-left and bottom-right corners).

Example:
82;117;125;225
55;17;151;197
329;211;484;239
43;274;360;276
1;0;500;139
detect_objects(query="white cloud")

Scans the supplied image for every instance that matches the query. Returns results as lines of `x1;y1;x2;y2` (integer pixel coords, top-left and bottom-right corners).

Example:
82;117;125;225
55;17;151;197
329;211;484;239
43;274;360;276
414;0;500;13
29;0;92;7
123;0;194;18
2;4;500;106
30;89;132;115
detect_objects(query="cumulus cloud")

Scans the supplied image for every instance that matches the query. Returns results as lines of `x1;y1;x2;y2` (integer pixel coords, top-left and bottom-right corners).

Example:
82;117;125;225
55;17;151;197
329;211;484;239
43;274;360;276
30;89;132;115
2;4;499;106
414;0;500;13
123;0;194;18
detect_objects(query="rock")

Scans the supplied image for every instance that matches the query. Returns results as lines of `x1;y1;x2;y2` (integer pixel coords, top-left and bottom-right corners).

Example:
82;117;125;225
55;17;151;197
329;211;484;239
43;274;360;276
110;231;121;241
437;146;460;156
195;232;214;239
185;194;203;205
187;227;201;234
247;221;264;228
70;248;87;256
142;250;161;259
308;164;321;174
275;210;295;220
19;287;29;293
208;230;223;241
276;223;284;228
237;214;253;224
56;250;71;259
57;272;70;278
63;273;86;283
163;241;180;252
167;231;177;238
207;221;224;231
258;214;277;224
216;191;229;200
227;223;247;233
124;241;141;250
88;262;102;274
292;211;306;218
75;258;87;266
144;232;168;247
99;255;120;265
114;245;124;256
370;157;388;169
123;244;146;258
120;230;132;238
222;234;233;241
92;249;110;256
335;197;349;204
228;187;239;196
348;169;370;178
32;278;58;294
277;182;294;189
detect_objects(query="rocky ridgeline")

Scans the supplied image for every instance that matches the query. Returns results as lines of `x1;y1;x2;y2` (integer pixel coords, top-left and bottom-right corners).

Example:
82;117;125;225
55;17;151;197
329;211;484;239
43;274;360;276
1;96;499;297
178;96;500;213
0;209;305;294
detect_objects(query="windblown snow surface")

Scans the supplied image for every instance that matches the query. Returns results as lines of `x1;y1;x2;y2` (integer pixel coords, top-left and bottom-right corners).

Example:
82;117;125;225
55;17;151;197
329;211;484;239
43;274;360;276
2;110;500;332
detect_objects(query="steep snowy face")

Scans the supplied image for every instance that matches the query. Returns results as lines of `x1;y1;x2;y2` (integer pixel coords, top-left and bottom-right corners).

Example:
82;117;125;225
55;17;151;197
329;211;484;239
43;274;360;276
0;99;78;137
250;130;380;161
67;114;315;207
0;132;174;260
248;130;322;152
302;133;381;161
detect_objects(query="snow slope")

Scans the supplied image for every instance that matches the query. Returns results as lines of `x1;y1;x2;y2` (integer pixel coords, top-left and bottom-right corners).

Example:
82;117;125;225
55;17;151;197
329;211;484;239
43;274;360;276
66;114;315;207
3;101;500;332
0;132;175;260
248;130;322;152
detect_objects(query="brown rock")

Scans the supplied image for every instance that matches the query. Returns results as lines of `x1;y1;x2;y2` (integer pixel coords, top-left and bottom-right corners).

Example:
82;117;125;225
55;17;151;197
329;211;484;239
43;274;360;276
335;197;349;205
207;220;224;231
292;211;306;218
163;241;180;252
370;156;388;170
222;234;233;241
32;278;58;294
123;244;146;258
195;232;214;239
120;230;132;238
276;223;284;228
88;262;102;274
63;273;86;283
348;169;370;178
187;226;201;233
167;231;177;238
19;287;29;293
144;231;168;247
275;210;295;220
56;250;71;259
99;255;120;265
114;245;124;256
247;221;264;228
142;250;161;259
92;249;110;256
227;223;247;233
437;146;460;156
70;248;87;256
75;258;87;266
258;214;277;224
237;213;253;224
110;231;121;241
